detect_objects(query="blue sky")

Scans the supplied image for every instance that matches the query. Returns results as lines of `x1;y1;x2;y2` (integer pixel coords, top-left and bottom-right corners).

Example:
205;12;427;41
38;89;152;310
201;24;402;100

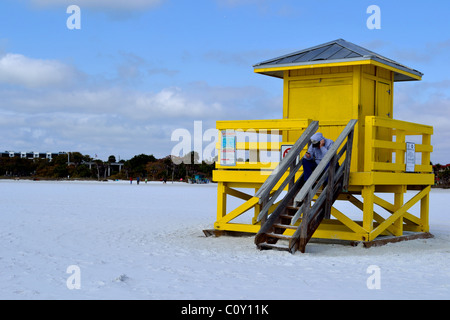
1;0;450;163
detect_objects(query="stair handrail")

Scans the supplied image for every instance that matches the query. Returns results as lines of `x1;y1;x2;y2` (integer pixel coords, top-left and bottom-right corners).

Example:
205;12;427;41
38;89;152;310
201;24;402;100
255;121;319;223
293;119;358;209
289;119;357;253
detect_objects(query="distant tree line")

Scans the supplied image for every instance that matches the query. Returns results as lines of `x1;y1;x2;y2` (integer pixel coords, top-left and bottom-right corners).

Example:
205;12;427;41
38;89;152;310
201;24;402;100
3;152;449;186
0;151;215;181
433;163;450;187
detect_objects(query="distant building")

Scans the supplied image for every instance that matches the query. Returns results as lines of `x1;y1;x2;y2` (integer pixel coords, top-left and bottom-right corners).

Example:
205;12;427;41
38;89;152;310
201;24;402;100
1;151;67;161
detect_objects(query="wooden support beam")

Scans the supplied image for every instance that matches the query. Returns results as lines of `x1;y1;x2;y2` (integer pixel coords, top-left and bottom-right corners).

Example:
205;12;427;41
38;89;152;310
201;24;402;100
330;207;367;235
224;186;253;201
370;186;430;240
393;192;404;237
362;185;375;237
216;197;259;225
420;188;430;232
359;232;434;248
217;182;227;220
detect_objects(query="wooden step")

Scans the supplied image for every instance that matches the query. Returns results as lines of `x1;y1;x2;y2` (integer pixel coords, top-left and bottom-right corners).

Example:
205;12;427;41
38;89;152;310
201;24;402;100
286;206;299;214
266;233;292;241
257;243;290;252
273;223;297;230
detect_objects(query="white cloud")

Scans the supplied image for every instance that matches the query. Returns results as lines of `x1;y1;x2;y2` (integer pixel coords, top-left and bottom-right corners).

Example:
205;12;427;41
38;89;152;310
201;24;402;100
395;81;450;164
30;0;164;10
0;80;282;159
114;51;179;85
0;53;80;88
0;85;220;158
0;50;281;159
0;86;225;121
133;87;223;119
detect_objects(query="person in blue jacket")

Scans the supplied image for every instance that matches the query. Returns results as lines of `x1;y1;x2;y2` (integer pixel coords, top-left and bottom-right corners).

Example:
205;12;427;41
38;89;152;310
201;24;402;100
303;133;334;181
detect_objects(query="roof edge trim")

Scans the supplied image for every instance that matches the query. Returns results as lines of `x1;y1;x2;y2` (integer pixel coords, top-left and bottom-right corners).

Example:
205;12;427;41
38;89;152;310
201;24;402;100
254;57;423;81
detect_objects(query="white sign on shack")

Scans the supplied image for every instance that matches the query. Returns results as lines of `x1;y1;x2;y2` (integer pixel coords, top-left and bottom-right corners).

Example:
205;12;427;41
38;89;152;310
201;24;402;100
281;145;293;161
406;142;416;173
220;130;237;166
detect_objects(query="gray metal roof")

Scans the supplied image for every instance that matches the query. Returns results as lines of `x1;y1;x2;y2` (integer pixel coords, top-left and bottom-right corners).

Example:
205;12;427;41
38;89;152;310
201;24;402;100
253;39;423;82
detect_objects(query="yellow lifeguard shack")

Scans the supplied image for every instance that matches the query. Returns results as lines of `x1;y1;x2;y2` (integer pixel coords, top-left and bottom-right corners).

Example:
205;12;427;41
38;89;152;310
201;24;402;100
211;39;434;253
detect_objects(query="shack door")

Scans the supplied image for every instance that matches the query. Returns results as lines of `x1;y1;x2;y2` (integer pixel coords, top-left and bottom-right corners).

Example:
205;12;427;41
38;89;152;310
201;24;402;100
376;81;393;163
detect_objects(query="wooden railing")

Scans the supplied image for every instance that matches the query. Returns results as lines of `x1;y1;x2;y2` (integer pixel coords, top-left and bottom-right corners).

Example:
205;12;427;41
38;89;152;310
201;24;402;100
364;116;433;173
215;119;312;172
254;121;319;223
254;119;357;254
290;119;357;253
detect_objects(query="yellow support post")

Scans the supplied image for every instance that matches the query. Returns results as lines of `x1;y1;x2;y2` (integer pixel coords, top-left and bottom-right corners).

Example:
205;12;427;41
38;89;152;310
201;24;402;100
364;117;375;172
422;134;432;169
395;130;406;173
362;185;375;240
420;187;430;232
217;182;227;221
393;191;404;237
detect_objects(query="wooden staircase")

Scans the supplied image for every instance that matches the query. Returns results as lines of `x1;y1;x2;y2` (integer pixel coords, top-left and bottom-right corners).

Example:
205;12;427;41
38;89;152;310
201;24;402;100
256;205;298;251
255;119;357;254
